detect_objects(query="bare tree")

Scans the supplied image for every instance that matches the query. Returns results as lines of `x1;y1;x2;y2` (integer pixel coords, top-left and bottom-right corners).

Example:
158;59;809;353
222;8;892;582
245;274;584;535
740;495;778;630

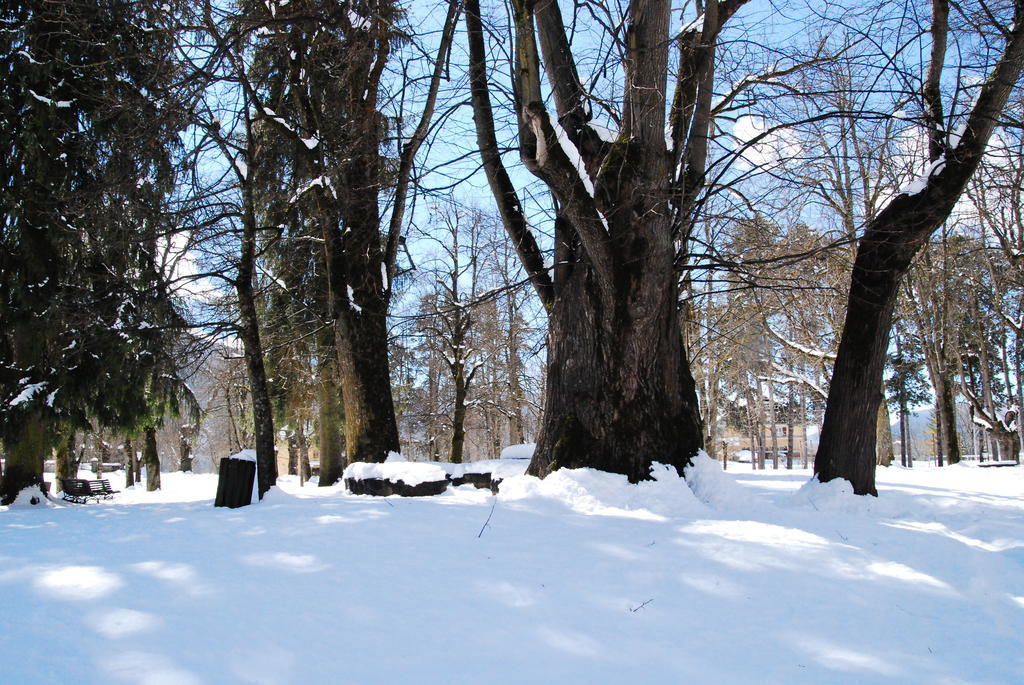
465;0;760;480
816;0;1024;495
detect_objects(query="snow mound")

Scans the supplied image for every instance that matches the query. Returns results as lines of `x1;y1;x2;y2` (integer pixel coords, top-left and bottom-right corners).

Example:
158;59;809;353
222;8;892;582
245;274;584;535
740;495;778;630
684;451;752;509
499;462;701;519
5;485;57;508
343;461;447;486
788;475;874;514
500;443;535;460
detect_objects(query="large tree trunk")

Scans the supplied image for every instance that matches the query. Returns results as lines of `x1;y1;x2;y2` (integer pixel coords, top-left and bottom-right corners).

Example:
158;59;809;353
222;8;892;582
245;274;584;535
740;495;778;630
528;242;703;481
0;411;50;504
815;249;902;495
333;304;400;464
143;425;161;492
312;18;400;467
319;179;399;466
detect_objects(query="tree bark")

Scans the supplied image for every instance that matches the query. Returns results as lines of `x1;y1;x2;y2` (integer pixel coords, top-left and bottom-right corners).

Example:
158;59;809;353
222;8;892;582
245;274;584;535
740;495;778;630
55;431;77;492
786;389;795;470
124;435;136;487
143;425;161;492
317;348;346;486
938;375;960;464
876;398;895;466
287;432;298;476
297;420;311;483
528;246;704;480
449;365;468;464
178;425;195;473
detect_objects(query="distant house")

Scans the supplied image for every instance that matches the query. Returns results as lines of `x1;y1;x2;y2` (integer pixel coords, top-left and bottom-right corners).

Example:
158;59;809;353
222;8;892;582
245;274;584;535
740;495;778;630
718;423;814;465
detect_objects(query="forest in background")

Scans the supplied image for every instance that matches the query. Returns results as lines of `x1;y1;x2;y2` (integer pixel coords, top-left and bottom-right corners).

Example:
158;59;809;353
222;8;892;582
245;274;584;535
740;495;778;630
2;0;1023;504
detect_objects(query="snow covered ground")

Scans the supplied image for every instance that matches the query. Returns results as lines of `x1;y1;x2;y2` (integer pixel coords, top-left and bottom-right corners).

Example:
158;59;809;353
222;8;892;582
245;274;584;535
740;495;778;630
2;458;1022;684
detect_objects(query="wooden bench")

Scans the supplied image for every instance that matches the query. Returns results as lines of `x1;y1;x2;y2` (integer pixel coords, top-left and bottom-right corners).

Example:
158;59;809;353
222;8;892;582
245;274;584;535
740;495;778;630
60;478;119;504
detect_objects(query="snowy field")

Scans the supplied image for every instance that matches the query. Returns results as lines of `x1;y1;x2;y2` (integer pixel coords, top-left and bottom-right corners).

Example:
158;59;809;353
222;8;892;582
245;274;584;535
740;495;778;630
2;458;1023;684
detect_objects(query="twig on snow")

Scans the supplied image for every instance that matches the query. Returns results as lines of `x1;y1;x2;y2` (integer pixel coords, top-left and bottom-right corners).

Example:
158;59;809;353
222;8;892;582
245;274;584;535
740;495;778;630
477;495;497;538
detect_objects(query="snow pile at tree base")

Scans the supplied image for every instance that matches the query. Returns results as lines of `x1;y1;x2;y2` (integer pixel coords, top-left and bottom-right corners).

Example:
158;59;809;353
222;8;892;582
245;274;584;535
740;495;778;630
787;475;875;513
499;462;702;519
684;450;753;509
2;484;56;509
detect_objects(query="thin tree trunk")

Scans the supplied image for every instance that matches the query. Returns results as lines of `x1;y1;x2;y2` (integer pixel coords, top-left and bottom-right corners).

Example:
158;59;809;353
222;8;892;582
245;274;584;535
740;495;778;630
297;420;311;484
801;395;809;469
507;320;526;446
287;432;299;476
1017;333;1023;460
980;336;999;460
130;436;141;484
224;384;243;453
178;425;194;473
143;425;160;492
939;376;960;464
55;431;76;492
449;366;468;464
899;384;910;467
236;238;278;497
786;389;795;470
768;379;779;470
317;344;345;486
124;436;136;487
876;398;895;466
754;385;767;471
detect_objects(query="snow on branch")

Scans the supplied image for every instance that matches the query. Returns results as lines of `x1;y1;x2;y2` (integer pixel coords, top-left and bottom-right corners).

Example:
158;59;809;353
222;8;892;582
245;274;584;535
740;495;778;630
764;364;827;400
766;326;836;361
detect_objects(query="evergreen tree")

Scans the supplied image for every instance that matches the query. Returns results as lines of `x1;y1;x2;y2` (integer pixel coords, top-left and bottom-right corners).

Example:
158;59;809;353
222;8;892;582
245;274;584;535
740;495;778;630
0;0;186;503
